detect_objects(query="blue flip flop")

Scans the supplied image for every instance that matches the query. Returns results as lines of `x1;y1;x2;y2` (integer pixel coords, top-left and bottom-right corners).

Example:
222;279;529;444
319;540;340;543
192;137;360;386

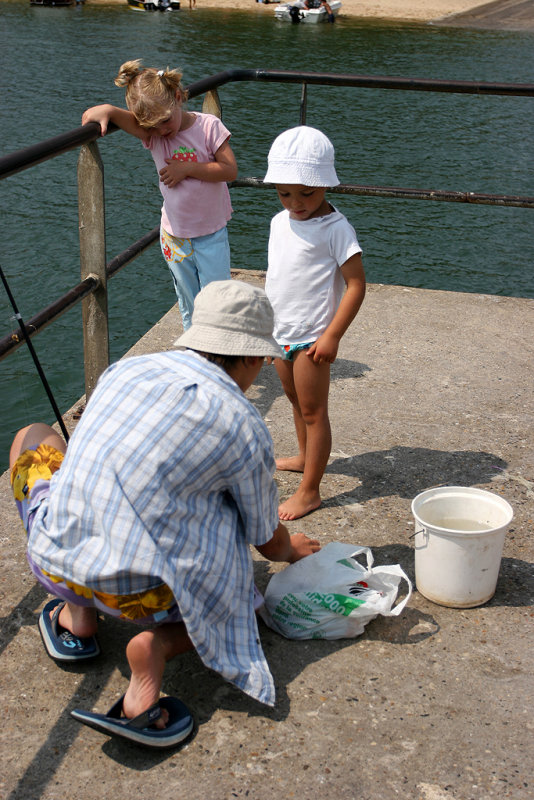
71;695;194;748
38;598;100;662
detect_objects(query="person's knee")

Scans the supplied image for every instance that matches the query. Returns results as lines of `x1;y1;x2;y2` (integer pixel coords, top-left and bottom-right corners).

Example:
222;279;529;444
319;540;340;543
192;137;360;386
9;423;65;468
299;401;329;426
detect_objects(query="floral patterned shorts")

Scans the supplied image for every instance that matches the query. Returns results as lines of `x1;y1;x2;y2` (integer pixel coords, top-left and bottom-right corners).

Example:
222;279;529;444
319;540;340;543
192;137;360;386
11;445;181;625
283;341;315;361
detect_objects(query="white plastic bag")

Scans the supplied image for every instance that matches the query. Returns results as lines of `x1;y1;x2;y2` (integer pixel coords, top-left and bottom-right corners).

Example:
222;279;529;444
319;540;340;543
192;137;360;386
259;541;412;640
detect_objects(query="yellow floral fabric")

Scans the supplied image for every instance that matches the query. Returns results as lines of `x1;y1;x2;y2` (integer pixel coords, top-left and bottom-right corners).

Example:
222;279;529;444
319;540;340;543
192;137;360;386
12;445;176;622
11;444;64;500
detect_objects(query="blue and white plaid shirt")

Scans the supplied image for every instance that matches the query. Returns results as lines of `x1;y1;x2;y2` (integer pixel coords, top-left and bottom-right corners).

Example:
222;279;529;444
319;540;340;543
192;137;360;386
30;350;279;705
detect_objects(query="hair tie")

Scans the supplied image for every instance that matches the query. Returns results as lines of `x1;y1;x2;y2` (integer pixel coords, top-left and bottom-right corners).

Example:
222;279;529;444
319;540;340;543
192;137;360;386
157;70;165;77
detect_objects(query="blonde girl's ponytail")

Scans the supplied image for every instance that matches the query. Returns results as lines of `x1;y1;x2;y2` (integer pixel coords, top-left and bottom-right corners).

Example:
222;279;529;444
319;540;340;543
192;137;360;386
114;60;188;129
114;59;144;88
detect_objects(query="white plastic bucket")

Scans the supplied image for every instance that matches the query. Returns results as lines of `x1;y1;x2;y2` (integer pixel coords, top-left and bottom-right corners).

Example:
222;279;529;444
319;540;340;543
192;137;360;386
412;486;513;608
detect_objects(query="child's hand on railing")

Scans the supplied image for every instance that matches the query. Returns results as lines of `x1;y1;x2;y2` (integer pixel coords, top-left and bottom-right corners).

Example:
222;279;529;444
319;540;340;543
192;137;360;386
82;105;113;137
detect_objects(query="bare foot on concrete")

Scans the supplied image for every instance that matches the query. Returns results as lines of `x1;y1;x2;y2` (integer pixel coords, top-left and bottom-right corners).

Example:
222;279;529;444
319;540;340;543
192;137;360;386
122;623;192;728
123;630;168;729
278;487;321;520
276;455;305;472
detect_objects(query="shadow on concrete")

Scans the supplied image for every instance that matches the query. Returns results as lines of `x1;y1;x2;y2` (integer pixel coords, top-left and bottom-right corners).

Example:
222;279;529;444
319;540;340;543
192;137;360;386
4;532;529;784
64;547;439;770
6;658;118;800
361;543;533;608
251;357;370;419
325;446;508;502
0;582;47;658
489;557;534;607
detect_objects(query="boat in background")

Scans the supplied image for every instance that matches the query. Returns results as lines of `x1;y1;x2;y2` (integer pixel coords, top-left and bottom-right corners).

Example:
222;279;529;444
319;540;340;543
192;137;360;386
30;0;75;6
127;0;180;10
274;0;341;22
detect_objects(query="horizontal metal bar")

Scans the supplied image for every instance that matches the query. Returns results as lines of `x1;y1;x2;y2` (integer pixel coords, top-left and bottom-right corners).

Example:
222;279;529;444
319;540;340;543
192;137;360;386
231;178;534;208
107;226;160;278
0;124;104;181
187;68;534;99
0;223;161;361
0;275;99;360
0;222;162;361
2;165;532;363
2;70;533;180
1;69;533;366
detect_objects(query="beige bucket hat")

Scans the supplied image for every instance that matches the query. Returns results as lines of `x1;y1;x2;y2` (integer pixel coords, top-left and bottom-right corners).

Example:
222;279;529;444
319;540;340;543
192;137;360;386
174;280;282;358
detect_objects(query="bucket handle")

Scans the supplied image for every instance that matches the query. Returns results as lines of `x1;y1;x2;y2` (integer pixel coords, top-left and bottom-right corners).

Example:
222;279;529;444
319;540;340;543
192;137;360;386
410;526;429;549
408;526;425;540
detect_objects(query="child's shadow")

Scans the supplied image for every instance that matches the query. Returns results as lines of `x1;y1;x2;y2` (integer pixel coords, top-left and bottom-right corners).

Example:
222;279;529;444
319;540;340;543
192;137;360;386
249;357;370;419
325;446;508;505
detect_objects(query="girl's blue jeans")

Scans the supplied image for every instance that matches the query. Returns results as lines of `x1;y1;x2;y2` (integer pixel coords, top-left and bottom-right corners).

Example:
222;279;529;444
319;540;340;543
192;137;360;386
160;224;231;330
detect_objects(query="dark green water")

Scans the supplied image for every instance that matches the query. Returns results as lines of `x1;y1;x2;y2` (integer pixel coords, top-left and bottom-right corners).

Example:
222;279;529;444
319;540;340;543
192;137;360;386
1;0;533;467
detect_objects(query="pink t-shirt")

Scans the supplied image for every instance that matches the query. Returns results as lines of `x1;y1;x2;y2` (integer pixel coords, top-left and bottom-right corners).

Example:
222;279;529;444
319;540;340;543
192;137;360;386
144;113;233;238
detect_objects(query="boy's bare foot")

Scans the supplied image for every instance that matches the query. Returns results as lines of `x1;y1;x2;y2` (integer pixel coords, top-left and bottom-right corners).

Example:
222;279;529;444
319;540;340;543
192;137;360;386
123;631;168;729
276;455;305;472
122;623;192;729
56;603;98;638
278;487;321;521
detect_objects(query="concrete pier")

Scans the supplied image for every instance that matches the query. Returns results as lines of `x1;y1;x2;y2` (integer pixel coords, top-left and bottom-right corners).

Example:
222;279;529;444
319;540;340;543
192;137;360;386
0;276;532;800
432;0;534;30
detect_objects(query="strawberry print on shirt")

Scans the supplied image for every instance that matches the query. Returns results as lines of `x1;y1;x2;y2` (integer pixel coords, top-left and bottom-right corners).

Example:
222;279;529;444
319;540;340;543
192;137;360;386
172;147;198;162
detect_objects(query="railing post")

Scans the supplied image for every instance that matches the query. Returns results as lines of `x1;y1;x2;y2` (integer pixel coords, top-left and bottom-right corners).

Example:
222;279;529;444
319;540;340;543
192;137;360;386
202;88;223;119
300;82;307;125
77;141;109;401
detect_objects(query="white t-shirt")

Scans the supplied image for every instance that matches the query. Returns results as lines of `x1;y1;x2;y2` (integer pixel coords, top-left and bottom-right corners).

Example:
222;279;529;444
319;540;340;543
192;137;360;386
265;207;362;344
144;113;233;238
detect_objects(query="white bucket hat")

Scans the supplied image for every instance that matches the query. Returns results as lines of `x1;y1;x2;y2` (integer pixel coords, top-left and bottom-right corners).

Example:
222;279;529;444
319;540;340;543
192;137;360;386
264;125;339;187
174;280;282;358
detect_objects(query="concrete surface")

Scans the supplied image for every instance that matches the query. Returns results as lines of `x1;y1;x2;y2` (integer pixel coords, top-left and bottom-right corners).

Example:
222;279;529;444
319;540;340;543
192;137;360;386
0;275;532;800
432;0;534;30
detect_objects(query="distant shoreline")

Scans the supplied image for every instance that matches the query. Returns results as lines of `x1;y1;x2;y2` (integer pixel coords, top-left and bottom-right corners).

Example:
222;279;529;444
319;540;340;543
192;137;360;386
78;0;490;23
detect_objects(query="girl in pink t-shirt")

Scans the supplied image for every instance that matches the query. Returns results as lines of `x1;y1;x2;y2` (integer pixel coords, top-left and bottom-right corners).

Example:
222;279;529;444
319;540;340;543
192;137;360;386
82;59;237;330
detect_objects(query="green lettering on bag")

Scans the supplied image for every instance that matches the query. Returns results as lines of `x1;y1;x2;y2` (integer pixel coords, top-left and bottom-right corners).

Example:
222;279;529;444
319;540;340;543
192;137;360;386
337;558;359;570
305;591;365;616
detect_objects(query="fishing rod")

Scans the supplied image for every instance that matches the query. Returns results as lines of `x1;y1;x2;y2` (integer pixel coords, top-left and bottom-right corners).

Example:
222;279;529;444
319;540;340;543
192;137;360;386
0;264;69;443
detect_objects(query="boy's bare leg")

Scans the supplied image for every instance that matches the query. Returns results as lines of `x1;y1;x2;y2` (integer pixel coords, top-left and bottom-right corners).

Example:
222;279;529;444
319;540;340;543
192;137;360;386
9;422;66;468
278;354;331;520
9;425;98;635
274;359;307;472
10;424;193;727
54;603;98;637
123;623;194;728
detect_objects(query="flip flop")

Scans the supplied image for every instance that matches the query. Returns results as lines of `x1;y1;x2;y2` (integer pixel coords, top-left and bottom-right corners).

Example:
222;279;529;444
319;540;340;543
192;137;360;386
71;695;194;748
38;598;100;662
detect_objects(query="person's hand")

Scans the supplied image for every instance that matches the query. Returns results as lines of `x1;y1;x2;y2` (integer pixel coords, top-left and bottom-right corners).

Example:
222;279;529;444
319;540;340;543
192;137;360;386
288;532;321;562
159;158;191;187
81;105;112;136
306;332;339;364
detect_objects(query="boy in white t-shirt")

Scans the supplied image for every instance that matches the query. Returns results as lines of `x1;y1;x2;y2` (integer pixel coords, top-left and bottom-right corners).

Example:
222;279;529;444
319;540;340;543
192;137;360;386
264;126;366;521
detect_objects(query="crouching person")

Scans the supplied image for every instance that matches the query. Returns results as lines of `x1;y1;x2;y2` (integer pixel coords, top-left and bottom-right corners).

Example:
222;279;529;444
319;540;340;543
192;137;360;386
10;280;320;748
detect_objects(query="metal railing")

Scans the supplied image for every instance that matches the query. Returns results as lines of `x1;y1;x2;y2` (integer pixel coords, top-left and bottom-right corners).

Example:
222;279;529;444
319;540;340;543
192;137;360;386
1;68;533;411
